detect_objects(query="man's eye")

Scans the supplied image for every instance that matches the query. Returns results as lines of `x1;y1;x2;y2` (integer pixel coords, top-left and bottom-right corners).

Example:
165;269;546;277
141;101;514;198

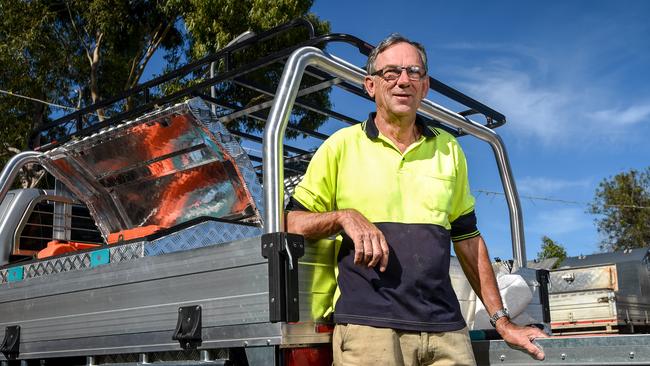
383;69;401;78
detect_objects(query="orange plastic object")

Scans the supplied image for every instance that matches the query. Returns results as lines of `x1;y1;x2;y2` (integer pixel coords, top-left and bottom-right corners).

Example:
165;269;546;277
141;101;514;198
37;240;102;259
107;225;164;244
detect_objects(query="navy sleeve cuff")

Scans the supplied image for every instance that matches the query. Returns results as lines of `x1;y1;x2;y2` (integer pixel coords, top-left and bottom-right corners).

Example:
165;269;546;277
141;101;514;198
285;196;310;211
450;211;480;242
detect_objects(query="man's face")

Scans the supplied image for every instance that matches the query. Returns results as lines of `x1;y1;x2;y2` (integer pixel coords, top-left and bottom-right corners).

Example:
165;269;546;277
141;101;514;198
364;42;429;120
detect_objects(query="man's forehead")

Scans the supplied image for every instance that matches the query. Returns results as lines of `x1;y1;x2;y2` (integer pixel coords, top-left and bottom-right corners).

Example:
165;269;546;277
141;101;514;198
375;42;423;66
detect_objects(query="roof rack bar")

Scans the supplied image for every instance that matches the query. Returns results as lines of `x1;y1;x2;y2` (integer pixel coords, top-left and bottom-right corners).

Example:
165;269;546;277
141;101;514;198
231;77;362;126
197;94;331;141
222;77;338;123
33;52;302;150
231;130;309;156
47;19;315;122
31;20;319;148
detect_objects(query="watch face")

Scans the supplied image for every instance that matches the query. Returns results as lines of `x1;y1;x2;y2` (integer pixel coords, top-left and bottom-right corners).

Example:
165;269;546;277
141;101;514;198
490;309;509;326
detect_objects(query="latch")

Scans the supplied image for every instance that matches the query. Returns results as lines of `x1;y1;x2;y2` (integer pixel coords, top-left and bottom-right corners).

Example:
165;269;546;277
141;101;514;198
172;305;202;349
0;325;20;359
261;232;305;322
561;272;575;283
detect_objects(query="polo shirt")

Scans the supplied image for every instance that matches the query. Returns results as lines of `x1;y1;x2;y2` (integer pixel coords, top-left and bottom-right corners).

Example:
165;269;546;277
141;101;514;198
290;112;480;332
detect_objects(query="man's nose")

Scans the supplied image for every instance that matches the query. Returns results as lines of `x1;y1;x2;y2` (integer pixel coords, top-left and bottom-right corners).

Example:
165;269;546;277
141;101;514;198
396;69;411;86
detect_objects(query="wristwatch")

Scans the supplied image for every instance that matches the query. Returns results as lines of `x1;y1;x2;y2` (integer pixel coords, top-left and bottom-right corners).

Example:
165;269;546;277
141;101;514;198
489;308;510;327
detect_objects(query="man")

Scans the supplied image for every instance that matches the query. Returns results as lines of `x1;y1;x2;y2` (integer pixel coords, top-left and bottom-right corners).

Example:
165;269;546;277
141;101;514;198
286;34;545;365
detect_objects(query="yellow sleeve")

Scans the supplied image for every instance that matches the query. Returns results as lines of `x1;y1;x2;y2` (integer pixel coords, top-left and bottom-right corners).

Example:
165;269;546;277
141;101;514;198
291;140;339;213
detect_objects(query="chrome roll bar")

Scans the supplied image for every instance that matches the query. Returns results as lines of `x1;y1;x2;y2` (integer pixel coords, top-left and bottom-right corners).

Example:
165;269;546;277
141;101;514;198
263;46;527;267
0;151;43;204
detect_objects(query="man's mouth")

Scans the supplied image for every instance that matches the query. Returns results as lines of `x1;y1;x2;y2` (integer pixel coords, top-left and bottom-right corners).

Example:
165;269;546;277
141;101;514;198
393;94;411;98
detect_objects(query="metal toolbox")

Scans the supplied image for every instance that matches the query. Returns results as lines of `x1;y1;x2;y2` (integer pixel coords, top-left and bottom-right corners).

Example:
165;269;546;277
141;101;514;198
549;249;650;334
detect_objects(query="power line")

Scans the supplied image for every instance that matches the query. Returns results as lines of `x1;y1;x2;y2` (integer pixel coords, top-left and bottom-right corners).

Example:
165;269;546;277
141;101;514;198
475;189;650;210
0;89;79;111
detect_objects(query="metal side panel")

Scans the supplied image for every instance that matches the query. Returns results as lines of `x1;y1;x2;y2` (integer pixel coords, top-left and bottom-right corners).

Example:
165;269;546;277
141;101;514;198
550;290;617;329
550;265;617;293
283;238;336;346
0;236;286;360
473;334;650;365
614;295;650;325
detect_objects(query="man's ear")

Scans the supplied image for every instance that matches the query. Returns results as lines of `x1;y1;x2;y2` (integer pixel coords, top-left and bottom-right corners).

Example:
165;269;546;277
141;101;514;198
364;76;375;98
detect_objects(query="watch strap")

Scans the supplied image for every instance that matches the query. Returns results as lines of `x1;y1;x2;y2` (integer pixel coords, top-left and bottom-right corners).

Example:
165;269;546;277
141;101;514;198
489;308;510;327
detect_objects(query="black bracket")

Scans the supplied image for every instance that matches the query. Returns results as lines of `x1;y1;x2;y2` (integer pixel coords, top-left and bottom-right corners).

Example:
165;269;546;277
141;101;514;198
261;232;305;322
172;305;202;349
536;269;551;323
0;325;20;360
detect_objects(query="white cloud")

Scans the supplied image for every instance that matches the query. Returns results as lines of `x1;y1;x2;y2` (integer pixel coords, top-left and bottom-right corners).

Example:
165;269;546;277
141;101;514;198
588;104;650;126
517;176;592;196
443;51;650;146
452;67;575;144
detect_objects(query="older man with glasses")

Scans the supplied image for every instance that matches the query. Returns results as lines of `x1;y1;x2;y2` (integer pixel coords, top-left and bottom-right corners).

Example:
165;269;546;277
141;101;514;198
286;33;546;365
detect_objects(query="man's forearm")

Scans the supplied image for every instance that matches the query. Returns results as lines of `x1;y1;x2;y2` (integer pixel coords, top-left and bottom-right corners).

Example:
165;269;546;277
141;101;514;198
453;235;504;316
285;209;346;240
454;235;547;360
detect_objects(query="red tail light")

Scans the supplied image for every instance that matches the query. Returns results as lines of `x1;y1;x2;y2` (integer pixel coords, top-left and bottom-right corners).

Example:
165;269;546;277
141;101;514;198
284;345;333;366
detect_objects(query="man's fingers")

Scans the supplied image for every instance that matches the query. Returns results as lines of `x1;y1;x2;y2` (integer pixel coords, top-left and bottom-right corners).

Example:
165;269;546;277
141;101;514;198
379;236;389;272
353;237;364;265
525;329;545;360
368;236;382;268
363;236;373;265
527;343;544;361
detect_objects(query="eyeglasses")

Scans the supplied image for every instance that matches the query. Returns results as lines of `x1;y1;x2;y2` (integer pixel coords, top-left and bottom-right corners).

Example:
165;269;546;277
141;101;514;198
371;65;426;81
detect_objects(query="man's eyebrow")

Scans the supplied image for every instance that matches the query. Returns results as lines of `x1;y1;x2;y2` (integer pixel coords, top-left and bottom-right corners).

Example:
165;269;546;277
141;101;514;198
378;64;422;69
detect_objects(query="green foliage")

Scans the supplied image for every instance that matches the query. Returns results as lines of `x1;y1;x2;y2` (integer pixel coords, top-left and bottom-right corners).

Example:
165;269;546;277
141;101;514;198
588;167;650;252
0;0;329;178
177;1;330;138
536;235;567;269
0;0;185;169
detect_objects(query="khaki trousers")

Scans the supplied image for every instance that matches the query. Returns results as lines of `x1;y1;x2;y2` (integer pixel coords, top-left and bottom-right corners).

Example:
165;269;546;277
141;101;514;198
332;323;476;366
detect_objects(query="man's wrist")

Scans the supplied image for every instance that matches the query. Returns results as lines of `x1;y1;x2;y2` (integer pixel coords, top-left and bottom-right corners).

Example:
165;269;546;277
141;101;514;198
489;308;510;327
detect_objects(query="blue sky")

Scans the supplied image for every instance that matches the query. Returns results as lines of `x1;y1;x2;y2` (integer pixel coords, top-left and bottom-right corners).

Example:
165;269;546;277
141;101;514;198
309;1;650;261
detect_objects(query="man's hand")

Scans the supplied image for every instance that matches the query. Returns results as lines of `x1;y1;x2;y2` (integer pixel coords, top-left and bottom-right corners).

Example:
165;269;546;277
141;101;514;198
495;319;547;360
339;209;389;272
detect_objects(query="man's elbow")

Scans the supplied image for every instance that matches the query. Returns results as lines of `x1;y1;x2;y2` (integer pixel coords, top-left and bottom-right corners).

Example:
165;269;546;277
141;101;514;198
285;210;304;235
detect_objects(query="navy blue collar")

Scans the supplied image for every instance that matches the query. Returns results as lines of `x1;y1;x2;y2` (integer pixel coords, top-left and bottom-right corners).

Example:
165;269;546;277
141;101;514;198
363;112;439;139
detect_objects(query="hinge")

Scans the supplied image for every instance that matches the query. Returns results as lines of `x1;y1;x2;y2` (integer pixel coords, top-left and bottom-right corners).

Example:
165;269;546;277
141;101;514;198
261;232;305;322
172;305;202;350
0;325;20;360
536;269;551;323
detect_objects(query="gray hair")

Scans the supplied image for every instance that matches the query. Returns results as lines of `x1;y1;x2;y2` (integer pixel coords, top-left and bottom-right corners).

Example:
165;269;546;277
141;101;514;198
365;33;428;75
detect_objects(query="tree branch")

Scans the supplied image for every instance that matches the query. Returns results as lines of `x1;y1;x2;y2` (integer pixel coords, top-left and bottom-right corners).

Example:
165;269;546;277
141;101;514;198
66;3;92;63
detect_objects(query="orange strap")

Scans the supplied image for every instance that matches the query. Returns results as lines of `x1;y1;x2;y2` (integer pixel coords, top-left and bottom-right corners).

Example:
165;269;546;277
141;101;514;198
37;240;102;259
107;225;164;244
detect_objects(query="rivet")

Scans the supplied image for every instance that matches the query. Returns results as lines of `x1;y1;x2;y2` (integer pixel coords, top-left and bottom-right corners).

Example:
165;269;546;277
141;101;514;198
267;339;272;345
499;354;505;361
561;353;567;360
244;341;249;347
630;352;635;359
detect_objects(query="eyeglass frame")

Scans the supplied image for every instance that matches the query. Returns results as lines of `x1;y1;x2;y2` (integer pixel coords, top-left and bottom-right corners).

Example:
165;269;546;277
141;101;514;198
370;65;427;81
